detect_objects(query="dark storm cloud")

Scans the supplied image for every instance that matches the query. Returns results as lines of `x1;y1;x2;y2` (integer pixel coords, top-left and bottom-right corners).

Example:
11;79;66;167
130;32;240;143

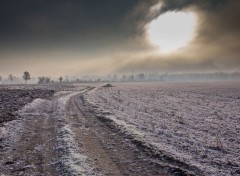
159;0;227;12
0;0;239;76
0;0;157;50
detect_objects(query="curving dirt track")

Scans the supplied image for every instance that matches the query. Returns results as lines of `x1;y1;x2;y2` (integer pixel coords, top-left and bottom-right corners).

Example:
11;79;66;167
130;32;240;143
0;87;185;176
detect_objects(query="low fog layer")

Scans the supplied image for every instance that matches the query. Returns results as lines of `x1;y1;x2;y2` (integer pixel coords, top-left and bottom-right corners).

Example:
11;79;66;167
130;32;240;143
0;72;239;85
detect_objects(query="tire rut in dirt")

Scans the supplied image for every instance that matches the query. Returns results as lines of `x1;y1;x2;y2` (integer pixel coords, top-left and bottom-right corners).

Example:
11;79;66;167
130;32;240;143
65;95;121;175
68;94;171;176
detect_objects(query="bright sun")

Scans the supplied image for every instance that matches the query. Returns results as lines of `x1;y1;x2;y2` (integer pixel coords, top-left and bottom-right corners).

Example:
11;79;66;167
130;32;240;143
147;11;197;53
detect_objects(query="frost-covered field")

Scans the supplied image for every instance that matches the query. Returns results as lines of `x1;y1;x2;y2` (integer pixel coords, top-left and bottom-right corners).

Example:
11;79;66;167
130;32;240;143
0;84;85;125
0;87;55;125
86;81;240;175
0;86;98;175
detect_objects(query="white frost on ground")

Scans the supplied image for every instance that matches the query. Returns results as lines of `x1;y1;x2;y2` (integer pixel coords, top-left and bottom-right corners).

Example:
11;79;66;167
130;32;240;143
55;90;98;176
0;126;7;139
0;98;51;162
103;114;145;140
85;82;240;176
18;98;51;116
1;88;97;176
56;124;96;175
54;91;74;97
0;119;23;150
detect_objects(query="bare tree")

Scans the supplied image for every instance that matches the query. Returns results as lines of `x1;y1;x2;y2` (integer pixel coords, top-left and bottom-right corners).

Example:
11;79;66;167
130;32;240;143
45;77;50;84
38;76;45;84
59;76;63;83
23;71;31;84
138;73;145;80
8;74;13;84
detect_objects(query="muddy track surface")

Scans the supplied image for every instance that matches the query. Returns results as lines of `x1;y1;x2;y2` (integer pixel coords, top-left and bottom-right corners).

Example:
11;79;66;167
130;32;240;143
0;87;183;176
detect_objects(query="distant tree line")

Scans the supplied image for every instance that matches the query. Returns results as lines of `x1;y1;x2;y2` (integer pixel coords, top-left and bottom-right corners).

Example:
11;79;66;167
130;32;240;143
0;71;240;84
37;76;69;84
0;72;31;84
38;76;51;84
72;72;240;83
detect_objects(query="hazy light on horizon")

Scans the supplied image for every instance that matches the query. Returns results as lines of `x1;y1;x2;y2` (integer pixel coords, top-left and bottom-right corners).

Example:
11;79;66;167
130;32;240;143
147;11;197;53
0;0;239;76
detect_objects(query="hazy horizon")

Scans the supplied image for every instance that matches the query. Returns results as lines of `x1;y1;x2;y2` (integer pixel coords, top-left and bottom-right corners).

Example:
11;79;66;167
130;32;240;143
0;0;240;77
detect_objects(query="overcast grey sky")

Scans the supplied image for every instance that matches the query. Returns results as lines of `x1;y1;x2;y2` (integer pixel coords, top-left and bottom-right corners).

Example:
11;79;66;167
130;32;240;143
0;0;239;77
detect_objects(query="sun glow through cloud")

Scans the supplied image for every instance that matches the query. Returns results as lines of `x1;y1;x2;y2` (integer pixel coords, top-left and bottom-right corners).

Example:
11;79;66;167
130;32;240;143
147;11;197;53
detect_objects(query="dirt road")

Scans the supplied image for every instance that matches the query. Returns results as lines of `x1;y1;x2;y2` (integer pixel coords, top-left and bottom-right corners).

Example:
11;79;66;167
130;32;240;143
0;87;183;176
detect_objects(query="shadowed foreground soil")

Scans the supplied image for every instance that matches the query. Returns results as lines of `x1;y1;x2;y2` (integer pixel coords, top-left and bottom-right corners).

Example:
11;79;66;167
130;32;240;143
0;88;55;125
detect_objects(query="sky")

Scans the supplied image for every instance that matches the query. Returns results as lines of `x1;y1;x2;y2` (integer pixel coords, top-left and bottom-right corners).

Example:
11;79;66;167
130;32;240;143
0;0;239;77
